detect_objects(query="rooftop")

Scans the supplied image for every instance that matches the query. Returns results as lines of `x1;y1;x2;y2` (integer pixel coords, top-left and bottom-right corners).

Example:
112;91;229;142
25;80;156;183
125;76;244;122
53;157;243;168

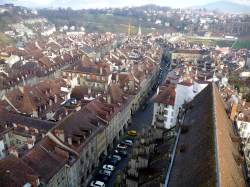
0;110;55;132
22;136;69;184
168;83;246;187
153;83;176;106
0;155;38;187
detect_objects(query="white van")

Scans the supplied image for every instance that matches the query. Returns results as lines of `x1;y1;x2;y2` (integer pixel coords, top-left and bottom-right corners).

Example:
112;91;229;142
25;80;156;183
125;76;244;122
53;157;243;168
90;180;105;187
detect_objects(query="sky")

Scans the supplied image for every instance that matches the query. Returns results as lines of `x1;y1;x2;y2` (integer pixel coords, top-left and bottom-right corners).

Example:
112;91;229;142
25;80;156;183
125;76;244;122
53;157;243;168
1;0;250;9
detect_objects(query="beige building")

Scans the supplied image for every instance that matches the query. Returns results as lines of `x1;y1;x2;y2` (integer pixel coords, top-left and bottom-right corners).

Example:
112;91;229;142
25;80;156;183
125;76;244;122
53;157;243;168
171;49;208;62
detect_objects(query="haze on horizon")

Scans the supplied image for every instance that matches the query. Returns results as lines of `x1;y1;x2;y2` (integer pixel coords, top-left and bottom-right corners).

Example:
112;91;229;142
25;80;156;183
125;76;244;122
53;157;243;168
1;0;250;9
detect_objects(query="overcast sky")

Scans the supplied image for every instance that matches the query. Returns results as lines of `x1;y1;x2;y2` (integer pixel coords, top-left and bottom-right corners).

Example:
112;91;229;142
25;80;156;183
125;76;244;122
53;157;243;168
1;0;250;8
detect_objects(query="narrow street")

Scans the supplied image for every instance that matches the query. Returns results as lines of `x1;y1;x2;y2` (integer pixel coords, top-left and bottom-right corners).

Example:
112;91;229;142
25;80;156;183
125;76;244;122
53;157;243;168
104;56;170;187
105;103;154;187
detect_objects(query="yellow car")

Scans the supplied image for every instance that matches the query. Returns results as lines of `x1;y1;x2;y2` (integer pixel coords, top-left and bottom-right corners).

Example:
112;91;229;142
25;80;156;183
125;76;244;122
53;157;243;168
127;130;137;137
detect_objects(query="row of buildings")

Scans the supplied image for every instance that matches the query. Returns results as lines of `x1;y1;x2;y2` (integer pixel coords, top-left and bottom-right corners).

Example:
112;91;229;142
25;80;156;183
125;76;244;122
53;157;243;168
119;41;249;186
0;32;119;93
0;34;162;187
149;43;250;186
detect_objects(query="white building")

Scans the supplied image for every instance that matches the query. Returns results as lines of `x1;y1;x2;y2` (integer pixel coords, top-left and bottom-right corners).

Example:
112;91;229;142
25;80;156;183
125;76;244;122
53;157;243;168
41;26;56;36
240;71;250;78
237;102;250;140
152;84;176;129
152;81;208;129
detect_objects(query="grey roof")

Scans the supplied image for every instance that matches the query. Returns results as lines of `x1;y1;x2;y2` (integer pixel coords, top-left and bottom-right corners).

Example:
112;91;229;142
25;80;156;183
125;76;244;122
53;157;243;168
0;111;55;131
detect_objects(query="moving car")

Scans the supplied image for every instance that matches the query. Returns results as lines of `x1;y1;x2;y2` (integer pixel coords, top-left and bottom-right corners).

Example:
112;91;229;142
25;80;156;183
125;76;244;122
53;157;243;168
112;155;122;161
90;180;105;187
127;130;137;137
103;164;115;171
98;169;112;177
107;157;119;166
114;149;127;157
117;143;127;149
123;139;133;146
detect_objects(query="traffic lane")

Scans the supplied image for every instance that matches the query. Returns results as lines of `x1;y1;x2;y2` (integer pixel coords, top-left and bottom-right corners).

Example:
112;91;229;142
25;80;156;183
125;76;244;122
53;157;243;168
128;101;154;133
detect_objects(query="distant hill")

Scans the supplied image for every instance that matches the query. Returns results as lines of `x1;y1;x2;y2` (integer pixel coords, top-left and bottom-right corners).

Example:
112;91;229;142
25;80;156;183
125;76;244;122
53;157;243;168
197;1;250;13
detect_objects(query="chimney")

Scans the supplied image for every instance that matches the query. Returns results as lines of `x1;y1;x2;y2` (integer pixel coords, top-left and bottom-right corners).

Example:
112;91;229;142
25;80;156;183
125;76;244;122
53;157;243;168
242;100;246;107
107;95;111;104
27;139;34;149
116;74;119;83
54;95;58;103
49;99;53;106
55;129;65;142
68;137;72;145
9;146;18;157
88;87;92;95
100;67;103;75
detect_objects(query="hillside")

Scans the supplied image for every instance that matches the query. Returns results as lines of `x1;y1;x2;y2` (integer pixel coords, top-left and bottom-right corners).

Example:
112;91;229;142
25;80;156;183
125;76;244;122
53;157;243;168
38;8;169;34
198;1;250;13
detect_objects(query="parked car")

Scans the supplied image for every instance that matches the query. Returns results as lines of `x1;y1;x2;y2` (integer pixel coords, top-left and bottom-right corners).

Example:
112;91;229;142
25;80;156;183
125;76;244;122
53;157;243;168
90;180;105;187
114;149;127;157
106;157;118;166
98;169;112;177
117;143;127;149
112;155;122;161
96;175;109;182
123;139;133;146
127;130;137;137
103;164;115;171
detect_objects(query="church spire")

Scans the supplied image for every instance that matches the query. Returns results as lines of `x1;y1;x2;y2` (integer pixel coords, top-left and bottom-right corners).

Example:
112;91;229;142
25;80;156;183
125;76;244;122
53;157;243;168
128;20;131;37
138;25;142;36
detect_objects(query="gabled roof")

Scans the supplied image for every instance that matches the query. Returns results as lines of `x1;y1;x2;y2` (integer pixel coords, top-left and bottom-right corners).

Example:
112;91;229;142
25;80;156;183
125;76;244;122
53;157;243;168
168;84;246;187
153;84;176;106
0;110;55;132
54;107;104;152
22;137;69;184
0;155;38;187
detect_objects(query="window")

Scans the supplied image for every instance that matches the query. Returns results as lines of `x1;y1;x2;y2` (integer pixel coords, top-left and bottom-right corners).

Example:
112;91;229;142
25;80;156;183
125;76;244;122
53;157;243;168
86;151;89;159
80;158;84;165
16;139;21;145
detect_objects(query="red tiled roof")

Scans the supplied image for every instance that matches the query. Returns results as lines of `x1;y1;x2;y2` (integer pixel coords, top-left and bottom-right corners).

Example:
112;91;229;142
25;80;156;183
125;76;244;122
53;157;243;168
0;155;38;187
23;137;68;184
153;84;176;106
